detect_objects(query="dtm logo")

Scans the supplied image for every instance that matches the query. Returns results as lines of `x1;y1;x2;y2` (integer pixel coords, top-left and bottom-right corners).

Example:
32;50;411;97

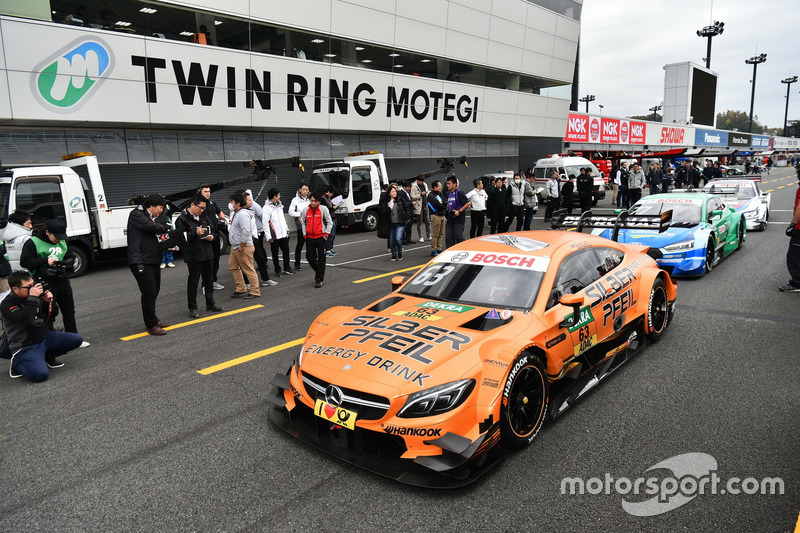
33;38;113;111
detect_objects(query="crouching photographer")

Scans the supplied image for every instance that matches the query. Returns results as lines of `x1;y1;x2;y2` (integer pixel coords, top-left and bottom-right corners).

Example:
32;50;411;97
20;219;80;334
1;271;84;381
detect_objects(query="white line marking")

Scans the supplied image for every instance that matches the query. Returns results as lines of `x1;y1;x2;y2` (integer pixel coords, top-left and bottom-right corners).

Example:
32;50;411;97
328;245;430;266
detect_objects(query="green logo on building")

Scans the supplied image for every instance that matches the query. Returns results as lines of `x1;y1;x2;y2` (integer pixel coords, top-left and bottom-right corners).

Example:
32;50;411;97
34;39;113;110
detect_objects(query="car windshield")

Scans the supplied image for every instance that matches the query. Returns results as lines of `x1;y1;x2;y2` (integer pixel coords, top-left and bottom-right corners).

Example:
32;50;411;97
706;182;756;199
399;262;546;310
629;199;702;224
311;167;350;197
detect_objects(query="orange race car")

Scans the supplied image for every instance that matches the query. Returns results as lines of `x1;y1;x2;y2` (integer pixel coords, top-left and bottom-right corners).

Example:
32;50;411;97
268;211;677;487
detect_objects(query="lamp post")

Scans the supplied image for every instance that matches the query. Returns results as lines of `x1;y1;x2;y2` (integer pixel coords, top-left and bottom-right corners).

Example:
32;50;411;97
745;53;767;133
598;104;604;116
579;94;595;113
696;21;724;69
781;76;798;135
649;105;662;122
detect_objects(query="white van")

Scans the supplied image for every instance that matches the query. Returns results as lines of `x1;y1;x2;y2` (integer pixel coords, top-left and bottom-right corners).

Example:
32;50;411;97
532;156;606;205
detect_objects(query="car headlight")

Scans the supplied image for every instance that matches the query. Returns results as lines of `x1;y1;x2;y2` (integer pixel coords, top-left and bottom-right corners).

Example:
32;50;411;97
743;208;759;219
662;240;694;252
295;344;306;370
397;379;475;418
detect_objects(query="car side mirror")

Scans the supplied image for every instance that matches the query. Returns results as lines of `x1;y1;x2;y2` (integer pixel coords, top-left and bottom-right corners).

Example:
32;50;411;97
559;293;584;328
708;209;723;221
391;276;406;291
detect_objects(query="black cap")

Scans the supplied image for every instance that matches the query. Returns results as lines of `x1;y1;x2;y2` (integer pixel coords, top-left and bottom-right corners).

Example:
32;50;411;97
45;219;68;241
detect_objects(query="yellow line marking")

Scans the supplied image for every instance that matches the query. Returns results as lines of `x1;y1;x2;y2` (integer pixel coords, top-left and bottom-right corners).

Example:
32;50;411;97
794;509;800;533
353;264;426;284
197;337;305;374
120;305;264;341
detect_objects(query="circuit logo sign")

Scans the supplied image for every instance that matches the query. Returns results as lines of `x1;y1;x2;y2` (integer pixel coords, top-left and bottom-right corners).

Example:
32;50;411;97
33;38;114;111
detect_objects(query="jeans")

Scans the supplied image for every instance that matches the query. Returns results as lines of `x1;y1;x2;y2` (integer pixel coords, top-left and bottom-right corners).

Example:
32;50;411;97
12;329;83;382
523;207;536;230
390;223;405;258
326;220;337;252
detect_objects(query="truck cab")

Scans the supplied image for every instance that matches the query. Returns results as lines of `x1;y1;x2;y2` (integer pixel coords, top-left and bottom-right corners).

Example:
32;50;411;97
532;156;606;205
0;153;132;276
310;151;389;231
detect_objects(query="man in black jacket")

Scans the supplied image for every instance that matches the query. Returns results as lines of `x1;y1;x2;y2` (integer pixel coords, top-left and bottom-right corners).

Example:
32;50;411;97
176;195;225;319
20;219;78;333
199;184;226;291
486;177;509;234
127;194;171;336
2;270;83;381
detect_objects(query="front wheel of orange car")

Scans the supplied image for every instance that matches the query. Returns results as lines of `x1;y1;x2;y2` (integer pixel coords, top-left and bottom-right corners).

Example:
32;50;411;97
500;353;548;450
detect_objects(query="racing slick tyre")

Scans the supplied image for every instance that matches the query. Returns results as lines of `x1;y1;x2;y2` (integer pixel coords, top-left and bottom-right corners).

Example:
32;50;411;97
500;352;548;450
646;278;669;341
737;218;745;248
704;238;716;273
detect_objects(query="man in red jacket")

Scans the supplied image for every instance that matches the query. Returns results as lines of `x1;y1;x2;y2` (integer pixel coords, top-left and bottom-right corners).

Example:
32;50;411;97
300;192;333;288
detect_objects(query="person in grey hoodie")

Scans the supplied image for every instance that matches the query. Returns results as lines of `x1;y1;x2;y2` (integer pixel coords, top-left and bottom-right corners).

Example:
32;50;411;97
627;163;646;206
4;211;32;272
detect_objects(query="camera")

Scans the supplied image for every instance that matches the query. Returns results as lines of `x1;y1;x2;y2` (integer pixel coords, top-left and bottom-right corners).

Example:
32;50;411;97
38;281;51;292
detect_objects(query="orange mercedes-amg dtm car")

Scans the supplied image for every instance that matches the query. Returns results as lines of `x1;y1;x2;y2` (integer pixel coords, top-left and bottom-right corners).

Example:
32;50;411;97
268;211;677;487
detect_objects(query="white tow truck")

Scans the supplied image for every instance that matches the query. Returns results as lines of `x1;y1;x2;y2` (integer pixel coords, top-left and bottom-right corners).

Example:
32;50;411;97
0;152;301;276
310;151;467;231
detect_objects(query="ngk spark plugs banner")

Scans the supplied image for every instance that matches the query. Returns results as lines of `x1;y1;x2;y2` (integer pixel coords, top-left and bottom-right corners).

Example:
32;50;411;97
565;113;647;145
0;18;559;137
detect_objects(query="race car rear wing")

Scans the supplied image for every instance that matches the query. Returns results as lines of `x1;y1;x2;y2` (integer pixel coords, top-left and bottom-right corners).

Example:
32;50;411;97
672;185;740;196
551;209;672;241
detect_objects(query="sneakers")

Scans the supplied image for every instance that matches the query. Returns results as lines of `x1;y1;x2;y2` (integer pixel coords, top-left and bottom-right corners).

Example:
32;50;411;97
160;263;166;269
283;269;295;275
212;282;225;290
391;256;397;261
231;291;246;298
206;304;225;312
430;250;437;256
326;250;337;257
189;308;200;318
167;262;176;268
261;279;278;286
778;284;800;293
294;264;303;271
9;352;21;378
397;255;403;261
79;341;91;348
243;293;261;299
418;237;425;243
46;359;65;369
314;281;323;288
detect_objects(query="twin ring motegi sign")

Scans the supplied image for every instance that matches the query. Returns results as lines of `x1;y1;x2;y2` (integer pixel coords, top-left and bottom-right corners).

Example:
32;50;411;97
0;17;532;135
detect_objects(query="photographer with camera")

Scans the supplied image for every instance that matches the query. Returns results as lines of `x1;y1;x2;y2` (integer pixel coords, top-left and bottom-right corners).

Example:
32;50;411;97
176;195;225;318
20;219;79;334
2;270;84;381
127;194;172;336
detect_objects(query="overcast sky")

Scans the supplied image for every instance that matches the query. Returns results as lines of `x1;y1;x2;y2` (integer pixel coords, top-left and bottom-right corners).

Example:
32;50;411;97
579;0;798;130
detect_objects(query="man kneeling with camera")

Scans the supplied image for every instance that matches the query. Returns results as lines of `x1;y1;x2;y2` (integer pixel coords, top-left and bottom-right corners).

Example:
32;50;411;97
2;271;84;381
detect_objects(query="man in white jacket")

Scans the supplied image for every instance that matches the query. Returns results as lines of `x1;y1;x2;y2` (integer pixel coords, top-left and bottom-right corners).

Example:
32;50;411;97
288;183;310;271
4;211;32;271
263;188;295;277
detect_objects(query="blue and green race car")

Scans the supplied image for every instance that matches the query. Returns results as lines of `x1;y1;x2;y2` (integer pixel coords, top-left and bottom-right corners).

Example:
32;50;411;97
593;192;745;276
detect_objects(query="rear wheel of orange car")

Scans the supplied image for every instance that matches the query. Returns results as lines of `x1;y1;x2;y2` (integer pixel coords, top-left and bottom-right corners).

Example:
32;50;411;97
500;353;548;450
646;278;669;341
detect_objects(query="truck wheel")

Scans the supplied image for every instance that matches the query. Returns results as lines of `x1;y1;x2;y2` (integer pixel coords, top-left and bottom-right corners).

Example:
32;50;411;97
218;231;229;255
68;246;89;278
362;209;379;232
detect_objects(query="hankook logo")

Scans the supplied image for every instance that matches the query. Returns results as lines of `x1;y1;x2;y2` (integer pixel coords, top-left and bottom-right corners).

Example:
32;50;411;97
324;384;344;408
33;38;114;112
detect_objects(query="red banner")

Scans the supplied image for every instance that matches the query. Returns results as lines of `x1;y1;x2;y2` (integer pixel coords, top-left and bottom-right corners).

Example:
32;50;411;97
565;114;647;145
